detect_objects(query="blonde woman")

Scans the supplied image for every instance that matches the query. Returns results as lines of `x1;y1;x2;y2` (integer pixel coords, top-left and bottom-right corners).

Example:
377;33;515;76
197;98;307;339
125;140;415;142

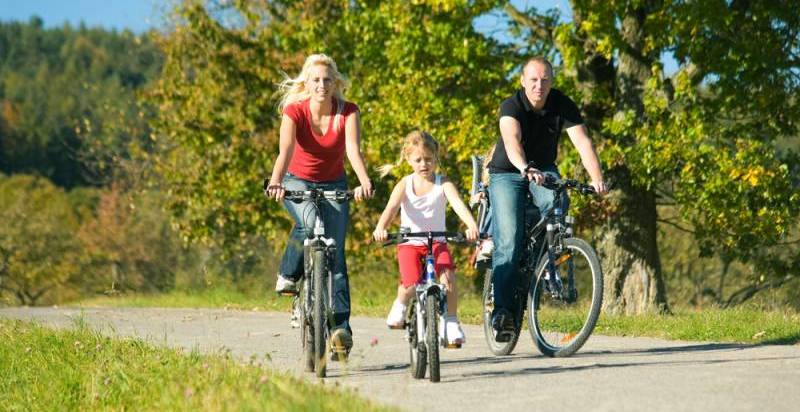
266;54;373;358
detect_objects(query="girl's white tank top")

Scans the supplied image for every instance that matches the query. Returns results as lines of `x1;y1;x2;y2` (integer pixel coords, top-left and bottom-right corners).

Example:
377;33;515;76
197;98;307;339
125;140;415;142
400;174;446;245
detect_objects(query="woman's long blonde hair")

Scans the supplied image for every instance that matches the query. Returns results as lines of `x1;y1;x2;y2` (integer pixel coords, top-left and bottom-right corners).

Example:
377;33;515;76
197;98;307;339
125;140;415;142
278;53;350;111
378;130;440;177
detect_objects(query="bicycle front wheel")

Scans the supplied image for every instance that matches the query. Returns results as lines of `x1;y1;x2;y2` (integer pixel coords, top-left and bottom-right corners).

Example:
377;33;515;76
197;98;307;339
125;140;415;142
528;237;603;357
425;293;440;383
408;296;426;379
312;249;328;377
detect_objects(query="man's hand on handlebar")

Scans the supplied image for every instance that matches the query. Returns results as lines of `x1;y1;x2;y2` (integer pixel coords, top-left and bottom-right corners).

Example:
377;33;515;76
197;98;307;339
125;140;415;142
591;180;608;196
522;164;545;185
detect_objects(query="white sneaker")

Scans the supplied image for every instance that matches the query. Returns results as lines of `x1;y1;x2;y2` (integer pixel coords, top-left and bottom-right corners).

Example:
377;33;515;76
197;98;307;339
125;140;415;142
477;239;494;260
275;275;298;295
386;299;407;329
440;316;465;347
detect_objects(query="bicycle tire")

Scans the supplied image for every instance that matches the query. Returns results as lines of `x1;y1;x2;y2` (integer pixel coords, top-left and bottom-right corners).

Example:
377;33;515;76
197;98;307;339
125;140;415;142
408;296;426;379
300;281;314;372
425;293;440;383
528;237;603;357
313;248;327;377
482;269;523;355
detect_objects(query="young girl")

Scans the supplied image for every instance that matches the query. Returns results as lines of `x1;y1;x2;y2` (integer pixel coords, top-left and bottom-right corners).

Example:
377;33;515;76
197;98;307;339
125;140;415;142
373;130;479;347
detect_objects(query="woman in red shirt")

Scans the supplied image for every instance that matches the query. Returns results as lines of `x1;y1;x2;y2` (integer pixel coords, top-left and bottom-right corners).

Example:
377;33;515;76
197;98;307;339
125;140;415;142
266;54;373;359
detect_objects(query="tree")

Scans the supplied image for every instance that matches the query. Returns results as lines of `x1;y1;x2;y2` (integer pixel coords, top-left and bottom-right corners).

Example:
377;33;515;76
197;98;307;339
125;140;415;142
504;0;800;313
0;174;80;305
147;0;509;259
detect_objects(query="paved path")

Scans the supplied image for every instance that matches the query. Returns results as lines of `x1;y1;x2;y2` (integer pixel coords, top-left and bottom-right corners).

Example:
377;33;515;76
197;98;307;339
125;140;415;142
2;307;799;411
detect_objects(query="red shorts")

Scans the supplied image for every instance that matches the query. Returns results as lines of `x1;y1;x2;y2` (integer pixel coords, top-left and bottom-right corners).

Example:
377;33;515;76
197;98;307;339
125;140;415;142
397;242;454;287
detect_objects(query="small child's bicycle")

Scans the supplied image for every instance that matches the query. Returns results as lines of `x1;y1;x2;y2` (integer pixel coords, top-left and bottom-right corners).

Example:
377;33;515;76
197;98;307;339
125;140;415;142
382;230;468;383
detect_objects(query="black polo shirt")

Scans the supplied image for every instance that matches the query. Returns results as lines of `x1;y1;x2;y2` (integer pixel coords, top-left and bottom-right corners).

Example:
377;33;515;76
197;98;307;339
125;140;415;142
488;88;584;174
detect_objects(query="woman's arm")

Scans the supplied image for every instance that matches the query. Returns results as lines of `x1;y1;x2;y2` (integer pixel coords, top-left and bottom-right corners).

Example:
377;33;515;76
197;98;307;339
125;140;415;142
266;114;297;201
373;179;406;242
441;178;479;241
345;110;374;201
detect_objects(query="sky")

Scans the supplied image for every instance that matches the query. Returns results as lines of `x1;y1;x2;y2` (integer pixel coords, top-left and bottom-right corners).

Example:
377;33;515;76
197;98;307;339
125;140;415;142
0;0;570;35
0;0;675;72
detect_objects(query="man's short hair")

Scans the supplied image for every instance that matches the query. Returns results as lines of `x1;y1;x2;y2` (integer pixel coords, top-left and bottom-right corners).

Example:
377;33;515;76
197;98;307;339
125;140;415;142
523;57;554;77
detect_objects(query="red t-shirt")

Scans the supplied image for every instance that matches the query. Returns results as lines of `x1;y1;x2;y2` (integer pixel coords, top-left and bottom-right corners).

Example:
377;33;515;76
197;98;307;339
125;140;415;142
283;98;359;182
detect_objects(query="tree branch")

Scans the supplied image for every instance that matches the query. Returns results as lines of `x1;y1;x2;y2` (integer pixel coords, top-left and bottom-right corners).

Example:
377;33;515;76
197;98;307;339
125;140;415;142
656;218;696;234
723;274;797;308
503;3;553;45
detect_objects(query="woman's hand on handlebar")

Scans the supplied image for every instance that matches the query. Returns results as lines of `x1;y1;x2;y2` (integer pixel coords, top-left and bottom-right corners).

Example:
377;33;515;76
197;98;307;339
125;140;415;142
353;180;374;202
266;182;285;201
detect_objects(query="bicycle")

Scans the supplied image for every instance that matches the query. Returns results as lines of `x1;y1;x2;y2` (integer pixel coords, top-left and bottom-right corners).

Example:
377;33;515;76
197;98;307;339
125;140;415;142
470;156;603;357
264;180;353;378
381;230;468;383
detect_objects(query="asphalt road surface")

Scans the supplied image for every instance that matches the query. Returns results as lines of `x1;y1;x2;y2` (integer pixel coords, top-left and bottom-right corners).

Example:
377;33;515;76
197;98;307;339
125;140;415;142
2;307;799;411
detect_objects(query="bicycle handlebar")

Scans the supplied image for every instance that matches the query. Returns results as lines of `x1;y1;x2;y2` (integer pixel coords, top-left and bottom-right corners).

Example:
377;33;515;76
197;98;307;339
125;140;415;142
541;174;597;196
282;189;354;203
380;231;469;247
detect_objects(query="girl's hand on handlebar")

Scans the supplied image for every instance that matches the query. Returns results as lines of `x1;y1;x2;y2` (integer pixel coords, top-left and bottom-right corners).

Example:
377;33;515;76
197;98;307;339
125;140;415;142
465;225;479;242
353;181;374;202
373;228;388;242
266;183;285;201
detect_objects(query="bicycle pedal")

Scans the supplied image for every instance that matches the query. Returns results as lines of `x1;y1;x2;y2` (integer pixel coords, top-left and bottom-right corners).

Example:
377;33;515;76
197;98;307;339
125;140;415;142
444;343;462;349
387;324;405;330
279;291;298;297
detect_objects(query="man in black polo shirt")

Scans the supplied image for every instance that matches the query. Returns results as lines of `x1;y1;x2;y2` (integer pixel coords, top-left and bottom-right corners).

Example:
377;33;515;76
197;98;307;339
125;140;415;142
488;57;607;342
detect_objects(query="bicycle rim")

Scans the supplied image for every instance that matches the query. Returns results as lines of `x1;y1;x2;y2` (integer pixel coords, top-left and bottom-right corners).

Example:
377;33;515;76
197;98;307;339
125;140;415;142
528;237;603;357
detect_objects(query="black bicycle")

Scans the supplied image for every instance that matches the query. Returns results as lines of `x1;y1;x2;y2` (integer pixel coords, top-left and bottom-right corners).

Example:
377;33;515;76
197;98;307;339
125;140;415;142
382;230;467;383
471;156;603;357
264;181;353;377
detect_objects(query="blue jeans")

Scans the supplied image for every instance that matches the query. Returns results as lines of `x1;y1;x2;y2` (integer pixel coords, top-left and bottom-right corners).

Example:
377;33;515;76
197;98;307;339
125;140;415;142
488;164;565;317
279;173;351;332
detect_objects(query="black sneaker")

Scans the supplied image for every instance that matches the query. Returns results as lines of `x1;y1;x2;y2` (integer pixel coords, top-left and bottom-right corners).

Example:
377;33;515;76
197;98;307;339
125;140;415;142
492;308;515;343
330;328;352;362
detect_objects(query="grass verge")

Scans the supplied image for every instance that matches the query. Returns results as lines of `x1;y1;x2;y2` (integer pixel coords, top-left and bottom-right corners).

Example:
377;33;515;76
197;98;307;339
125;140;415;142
0;318;394;412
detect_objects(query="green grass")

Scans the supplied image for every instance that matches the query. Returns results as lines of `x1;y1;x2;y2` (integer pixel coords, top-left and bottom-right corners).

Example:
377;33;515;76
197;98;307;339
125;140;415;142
75;285;800;345
0;318;394;412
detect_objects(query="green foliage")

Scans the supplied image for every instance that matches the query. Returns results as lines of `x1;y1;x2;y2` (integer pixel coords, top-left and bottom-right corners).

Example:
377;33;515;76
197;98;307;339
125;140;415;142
523;0;800;306
0;18;162;188
147;0;511;258
0;319;393;411
0;174;81;305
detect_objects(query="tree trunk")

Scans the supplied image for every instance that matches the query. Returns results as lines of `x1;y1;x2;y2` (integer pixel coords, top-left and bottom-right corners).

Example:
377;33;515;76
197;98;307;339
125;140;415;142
597;166;669;314
571;1;669;314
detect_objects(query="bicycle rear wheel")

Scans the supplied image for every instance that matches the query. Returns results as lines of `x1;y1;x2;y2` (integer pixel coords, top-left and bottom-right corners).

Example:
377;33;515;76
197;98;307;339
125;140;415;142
312;249;328;377
482;269;523;355
528;237;603;357
408;296;426;379
425;293;440;383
